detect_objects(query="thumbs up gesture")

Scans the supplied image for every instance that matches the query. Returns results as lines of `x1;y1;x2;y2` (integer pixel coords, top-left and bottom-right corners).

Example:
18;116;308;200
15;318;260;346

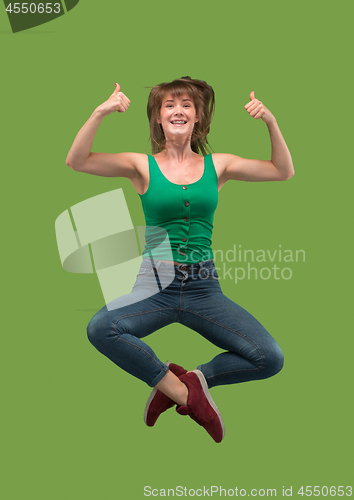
244;91;275;125
98;83;131;117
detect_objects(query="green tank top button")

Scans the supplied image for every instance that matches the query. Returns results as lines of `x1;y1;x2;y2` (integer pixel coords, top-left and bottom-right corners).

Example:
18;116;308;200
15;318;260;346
182;237;187;242
183;186;187;190
184;217;189;222
185;201;190;207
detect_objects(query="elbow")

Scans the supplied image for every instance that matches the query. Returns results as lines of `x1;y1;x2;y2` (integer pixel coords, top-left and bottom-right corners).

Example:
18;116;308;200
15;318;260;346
285;159;295;180
282;172;294;181
66;156;74;169
66;157;80;171
286;168;295;180
280;167;295;181
272;160;295;181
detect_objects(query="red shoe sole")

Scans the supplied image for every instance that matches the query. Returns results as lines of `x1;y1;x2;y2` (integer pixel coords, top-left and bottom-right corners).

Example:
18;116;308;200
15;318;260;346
191;369;225;441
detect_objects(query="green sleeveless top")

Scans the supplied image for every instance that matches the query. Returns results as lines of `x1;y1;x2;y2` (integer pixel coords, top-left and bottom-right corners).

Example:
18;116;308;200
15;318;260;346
138;154;219;264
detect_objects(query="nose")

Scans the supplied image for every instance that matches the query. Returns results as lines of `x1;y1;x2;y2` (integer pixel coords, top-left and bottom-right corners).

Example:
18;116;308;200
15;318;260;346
174;104;184;115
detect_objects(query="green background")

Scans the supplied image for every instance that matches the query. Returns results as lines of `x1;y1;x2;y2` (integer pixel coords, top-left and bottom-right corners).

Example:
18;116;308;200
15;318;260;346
1;0;353;499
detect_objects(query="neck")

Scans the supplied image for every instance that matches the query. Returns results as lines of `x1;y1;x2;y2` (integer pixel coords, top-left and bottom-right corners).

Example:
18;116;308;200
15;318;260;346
161;139;196;162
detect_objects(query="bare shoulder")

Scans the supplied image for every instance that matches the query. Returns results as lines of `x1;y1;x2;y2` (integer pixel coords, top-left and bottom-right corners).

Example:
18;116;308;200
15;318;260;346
211;153;242;178
211;152;290;182
211;153;242;168
126;152;149;175
110;151;148;178
211;153;249;190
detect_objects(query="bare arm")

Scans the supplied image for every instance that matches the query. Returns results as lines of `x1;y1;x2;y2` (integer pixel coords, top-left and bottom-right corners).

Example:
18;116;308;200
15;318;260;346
267;118;294;180
218;91;294;183
65;83;139;179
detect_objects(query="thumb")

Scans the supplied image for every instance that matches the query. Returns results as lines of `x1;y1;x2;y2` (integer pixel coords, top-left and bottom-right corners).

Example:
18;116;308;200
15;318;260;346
250;91;255;101
114;83;121;94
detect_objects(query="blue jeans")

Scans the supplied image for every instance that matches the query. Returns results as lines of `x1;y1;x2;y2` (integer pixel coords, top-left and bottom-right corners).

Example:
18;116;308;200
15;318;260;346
87;259;284;388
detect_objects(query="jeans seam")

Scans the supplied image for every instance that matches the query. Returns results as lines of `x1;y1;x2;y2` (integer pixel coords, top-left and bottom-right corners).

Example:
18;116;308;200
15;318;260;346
178;287;184;322
112;336;164;369
110;309;178;378
206;367;263;384
110;307;181;353
115;337;169;387
182;309;265;372
111;307;180;330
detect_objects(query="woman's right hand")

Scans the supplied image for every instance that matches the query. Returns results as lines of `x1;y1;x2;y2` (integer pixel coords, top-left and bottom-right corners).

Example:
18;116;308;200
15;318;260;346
97;83;131;117
67;82;148;180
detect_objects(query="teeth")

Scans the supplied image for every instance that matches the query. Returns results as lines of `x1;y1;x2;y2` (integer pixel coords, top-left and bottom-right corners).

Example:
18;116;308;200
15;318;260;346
171;121;186;124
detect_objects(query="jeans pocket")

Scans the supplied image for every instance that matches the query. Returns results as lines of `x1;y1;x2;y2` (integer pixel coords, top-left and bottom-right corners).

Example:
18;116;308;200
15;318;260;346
137;260;162;278
137;267;155;278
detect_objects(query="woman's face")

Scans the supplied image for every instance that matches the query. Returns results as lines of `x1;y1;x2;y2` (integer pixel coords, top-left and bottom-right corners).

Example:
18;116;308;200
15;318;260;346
157;93;198;138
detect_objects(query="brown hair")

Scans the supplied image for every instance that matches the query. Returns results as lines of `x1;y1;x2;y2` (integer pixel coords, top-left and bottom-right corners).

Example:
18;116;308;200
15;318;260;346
146;76;215;156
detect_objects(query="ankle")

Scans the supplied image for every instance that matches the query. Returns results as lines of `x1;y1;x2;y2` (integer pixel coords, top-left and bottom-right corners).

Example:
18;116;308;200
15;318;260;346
174;382;188;406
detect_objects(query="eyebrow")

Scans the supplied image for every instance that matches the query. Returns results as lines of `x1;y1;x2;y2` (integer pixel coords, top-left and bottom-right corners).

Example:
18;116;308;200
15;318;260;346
164;99;192;103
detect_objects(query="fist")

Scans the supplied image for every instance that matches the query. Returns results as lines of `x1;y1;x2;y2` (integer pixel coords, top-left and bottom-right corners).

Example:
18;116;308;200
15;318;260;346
99;83;131;116
244;91;275;125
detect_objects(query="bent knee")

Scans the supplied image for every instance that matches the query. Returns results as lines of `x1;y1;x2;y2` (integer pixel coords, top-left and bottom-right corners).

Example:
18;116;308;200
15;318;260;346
87;315;101;346
87;311;127;348
87;312;113;347
264;344;284;377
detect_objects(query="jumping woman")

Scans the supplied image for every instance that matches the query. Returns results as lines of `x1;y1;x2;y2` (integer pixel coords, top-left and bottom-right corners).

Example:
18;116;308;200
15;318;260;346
66;76;294;443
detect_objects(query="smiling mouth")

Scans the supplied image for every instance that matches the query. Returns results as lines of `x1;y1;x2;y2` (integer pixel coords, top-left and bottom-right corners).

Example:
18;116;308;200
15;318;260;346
171;122;187;127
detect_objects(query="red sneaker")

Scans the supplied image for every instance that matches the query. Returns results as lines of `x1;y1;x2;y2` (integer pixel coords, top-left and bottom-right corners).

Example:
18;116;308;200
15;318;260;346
176;370;225;443
144;361;188;427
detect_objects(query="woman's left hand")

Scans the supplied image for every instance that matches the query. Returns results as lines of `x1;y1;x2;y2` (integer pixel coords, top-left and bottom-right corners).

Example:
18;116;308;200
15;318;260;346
244;91;276;126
